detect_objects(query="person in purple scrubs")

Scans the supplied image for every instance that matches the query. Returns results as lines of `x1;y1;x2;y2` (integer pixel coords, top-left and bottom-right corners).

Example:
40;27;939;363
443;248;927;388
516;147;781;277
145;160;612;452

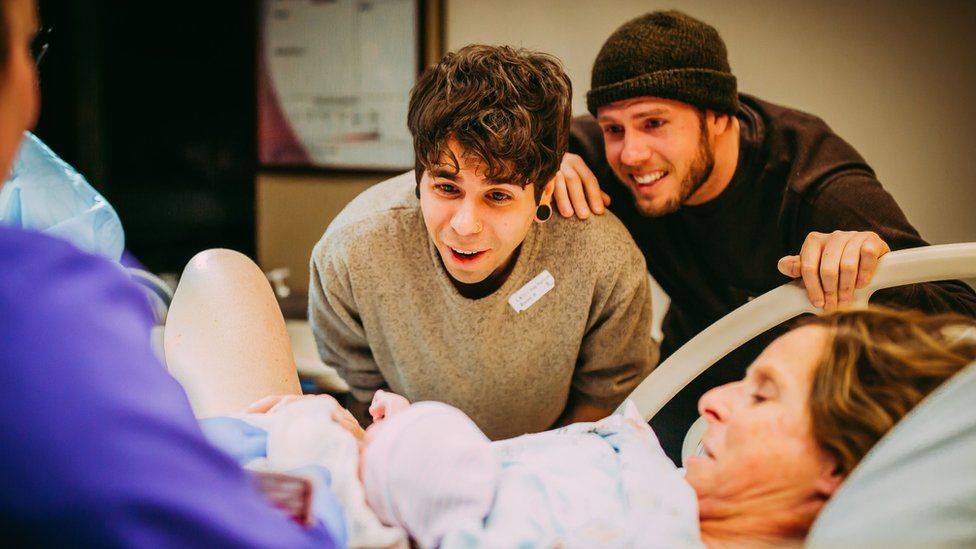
0;1;343;546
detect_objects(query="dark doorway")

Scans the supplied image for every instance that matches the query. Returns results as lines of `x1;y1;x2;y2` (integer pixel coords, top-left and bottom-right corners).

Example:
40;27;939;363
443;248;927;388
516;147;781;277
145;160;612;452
35;1;258;273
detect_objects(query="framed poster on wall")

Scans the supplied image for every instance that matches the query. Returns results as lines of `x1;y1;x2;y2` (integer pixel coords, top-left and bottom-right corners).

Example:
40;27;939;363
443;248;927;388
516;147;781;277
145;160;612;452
258;0;432;171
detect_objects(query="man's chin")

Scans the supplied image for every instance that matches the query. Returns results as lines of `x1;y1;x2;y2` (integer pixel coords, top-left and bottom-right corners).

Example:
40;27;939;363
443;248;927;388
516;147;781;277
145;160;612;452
623;181;677;217
634;196;680;217
448;271;488;285
443;262;490;286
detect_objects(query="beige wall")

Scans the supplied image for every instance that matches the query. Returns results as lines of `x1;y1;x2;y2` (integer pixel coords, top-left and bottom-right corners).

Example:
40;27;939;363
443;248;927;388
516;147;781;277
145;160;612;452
257;1;976;293
256;172;386;293
254;0;444;291
445;0;976;246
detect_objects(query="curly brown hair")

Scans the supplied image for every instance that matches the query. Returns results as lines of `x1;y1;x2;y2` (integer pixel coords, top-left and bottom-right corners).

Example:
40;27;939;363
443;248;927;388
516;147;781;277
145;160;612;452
407;44;572;201
802;307;976;475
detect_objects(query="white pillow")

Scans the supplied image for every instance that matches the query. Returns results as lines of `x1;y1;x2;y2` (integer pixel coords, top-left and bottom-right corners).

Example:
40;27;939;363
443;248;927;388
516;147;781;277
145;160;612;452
807;361;976;547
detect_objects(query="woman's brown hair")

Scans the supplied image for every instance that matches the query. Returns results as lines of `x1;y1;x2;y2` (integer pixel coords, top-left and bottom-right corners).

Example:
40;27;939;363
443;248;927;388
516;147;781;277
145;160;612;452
407;44;572;201
803;307;976;475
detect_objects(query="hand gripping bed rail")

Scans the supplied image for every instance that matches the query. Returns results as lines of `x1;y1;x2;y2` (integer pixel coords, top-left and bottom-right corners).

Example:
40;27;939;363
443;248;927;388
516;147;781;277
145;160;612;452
628;242;976;428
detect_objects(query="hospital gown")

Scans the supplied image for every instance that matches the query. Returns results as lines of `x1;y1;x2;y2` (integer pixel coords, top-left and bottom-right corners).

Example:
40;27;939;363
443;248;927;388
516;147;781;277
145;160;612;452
207;397;703;548
442;402;703;548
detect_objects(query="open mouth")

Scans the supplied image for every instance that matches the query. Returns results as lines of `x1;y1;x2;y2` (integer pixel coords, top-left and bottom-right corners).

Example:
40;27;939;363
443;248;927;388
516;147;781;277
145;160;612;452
631;170;668;190
450;247;486;263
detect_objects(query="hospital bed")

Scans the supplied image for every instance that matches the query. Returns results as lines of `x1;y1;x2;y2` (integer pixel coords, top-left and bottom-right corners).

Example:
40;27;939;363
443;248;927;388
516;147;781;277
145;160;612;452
144;243;976;544
627;242;976;546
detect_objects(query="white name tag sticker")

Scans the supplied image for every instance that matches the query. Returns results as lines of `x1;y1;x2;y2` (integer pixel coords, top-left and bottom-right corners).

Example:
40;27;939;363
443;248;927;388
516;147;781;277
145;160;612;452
508;270;555;313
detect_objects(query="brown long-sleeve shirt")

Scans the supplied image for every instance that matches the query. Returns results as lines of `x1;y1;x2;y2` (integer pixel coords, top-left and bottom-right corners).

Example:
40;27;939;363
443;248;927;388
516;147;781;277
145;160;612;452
571;93;976;460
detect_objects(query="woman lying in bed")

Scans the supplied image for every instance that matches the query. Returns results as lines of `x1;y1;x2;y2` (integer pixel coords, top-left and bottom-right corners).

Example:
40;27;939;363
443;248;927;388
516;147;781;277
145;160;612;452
168;251;976;548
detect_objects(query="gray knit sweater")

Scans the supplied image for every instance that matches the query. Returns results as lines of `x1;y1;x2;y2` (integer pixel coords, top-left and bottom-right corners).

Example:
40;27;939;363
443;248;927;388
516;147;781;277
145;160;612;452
309;172;657;439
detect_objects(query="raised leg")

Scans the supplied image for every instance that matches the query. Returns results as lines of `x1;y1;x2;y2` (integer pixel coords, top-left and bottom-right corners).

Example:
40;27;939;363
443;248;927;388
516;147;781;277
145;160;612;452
164;249;301;418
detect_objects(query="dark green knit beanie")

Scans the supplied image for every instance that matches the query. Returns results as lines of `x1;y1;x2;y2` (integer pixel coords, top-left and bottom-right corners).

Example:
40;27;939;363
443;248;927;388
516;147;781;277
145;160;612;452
587;10;738;116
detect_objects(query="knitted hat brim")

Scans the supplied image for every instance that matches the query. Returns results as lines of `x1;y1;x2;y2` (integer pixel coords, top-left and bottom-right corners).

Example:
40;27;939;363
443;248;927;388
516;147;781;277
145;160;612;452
587;68;738;116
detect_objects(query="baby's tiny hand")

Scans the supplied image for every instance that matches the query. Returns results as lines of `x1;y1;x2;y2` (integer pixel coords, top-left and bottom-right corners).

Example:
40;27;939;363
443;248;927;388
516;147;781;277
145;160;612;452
332;405;365;440
369;390;411;422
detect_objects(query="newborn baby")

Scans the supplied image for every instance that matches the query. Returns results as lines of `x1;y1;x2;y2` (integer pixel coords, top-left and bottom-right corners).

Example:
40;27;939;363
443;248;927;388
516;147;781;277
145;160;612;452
209;390;700;548
362;392;500;548
360;391;701;548
202;393;406;549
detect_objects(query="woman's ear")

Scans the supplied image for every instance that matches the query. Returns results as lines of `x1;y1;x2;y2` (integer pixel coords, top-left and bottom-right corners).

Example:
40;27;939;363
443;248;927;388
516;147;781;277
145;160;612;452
815;455;845;498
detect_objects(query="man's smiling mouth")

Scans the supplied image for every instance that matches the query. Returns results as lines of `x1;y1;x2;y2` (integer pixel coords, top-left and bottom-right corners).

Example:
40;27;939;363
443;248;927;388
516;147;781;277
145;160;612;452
450;247;486;262
632;170;668;187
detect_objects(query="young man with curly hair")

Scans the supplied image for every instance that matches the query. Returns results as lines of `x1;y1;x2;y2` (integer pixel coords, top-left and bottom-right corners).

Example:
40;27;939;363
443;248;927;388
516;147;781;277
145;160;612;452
309;45;658;438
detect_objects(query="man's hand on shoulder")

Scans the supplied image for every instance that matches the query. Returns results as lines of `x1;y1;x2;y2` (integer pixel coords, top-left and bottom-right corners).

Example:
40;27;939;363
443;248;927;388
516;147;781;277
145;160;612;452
552;153;610;219
778;231;890;311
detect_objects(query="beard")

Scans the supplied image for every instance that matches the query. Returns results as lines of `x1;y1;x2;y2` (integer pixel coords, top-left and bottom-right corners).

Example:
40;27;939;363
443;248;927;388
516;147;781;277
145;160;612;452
640;121;716;217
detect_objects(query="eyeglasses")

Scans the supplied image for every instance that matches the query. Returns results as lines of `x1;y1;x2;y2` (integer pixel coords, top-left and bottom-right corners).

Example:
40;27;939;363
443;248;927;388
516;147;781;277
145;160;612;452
31;27;52;67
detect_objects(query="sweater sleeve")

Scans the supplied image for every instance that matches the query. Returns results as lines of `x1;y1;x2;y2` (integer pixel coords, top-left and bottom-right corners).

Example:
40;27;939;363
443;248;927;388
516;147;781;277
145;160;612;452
805;174;976;317
0;232;339;548
572;244;659;410
309;238;388;404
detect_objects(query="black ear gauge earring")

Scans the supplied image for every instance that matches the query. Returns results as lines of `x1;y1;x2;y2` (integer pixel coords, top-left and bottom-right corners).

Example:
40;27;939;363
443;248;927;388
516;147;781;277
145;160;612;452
535;203;552;222
415;186;421;199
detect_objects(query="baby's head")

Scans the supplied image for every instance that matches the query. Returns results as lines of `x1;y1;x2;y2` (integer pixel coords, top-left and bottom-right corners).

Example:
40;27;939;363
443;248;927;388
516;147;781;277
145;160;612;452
362;401;499;547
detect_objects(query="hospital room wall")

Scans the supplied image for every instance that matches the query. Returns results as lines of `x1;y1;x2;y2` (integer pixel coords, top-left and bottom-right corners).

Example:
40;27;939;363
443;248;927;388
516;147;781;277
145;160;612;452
444;0;976;245
258;0;976;298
